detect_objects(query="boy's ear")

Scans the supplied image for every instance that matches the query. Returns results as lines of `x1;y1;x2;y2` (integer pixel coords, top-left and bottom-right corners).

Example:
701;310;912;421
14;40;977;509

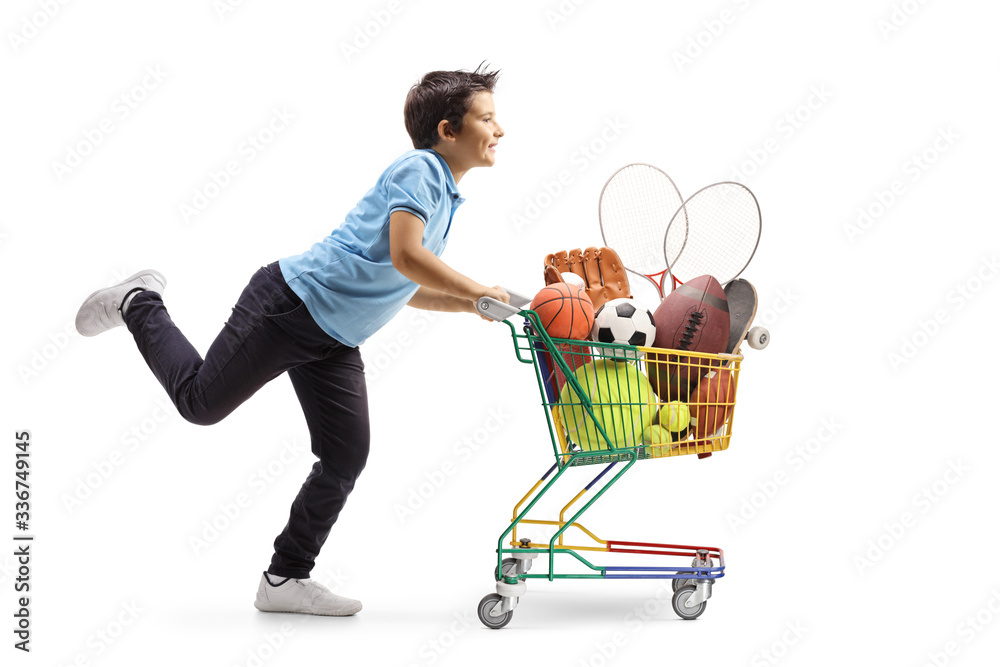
436;119;457;144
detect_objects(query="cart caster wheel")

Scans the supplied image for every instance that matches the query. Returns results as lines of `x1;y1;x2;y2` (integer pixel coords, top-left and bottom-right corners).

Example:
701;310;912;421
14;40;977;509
672;585;706;620
477;594;513;629
674;554;709;591
747;326;769;350
495;558;519;580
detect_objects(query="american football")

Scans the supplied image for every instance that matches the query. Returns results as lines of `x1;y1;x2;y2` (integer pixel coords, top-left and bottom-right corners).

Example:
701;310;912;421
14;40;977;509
648;275;730;399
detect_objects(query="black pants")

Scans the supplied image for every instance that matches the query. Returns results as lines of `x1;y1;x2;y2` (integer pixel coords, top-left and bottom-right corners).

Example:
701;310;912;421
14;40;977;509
124;261;370;579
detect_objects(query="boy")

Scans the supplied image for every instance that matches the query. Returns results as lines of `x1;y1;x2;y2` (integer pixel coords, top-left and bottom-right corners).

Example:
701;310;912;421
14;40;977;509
74;65;508;616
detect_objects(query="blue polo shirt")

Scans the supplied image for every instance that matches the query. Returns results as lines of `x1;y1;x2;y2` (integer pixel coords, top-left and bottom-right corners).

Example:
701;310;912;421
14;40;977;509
279;149;464;347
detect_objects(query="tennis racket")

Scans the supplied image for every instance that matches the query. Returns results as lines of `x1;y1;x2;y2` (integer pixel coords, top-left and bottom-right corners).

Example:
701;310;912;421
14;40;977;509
662;181;761;289
599;163;686;299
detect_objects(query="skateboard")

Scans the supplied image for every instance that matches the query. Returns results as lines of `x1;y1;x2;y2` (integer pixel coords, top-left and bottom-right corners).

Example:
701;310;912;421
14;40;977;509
689;278;767;460
723;278;769;355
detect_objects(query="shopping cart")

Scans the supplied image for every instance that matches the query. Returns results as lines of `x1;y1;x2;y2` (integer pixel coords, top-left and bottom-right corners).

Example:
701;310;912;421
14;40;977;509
474;291;743;628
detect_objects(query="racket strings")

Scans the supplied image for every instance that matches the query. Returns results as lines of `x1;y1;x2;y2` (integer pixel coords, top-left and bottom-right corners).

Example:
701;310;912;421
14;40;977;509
600;164;683;277
666;183;760;284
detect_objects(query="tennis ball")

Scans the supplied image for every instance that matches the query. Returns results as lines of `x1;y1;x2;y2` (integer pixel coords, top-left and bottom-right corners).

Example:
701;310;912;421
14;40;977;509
558;359;655;451
643;424;672;445
659;401;690;432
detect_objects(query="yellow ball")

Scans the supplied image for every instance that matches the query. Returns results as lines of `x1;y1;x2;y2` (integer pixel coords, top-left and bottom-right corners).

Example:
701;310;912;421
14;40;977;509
659;401;690;432
642;424;672;445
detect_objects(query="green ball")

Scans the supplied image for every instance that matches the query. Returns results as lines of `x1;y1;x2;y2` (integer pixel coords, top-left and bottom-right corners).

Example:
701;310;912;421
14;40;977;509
659;401;690;432
558;359;655;451
642;424;672;445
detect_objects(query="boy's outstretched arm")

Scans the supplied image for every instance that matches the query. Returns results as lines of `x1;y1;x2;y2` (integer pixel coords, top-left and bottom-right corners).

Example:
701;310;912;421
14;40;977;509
390;210;509;312
406;285;475;312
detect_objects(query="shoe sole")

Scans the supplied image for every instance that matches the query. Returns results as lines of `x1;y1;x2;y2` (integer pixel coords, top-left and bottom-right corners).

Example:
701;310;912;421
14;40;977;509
253;601;362;616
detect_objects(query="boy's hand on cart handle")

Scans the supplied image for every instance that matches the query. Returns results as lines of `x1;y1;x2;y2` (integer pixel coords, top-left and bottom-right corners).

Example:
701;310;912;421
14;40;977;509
486;285;510;304
475;286;510;321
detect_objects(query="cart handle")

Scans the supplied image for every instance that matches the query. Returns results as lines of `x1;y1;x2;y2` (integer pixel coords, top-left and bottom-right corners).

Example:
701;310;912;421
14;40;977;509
477;288;531;322
479;288;624;454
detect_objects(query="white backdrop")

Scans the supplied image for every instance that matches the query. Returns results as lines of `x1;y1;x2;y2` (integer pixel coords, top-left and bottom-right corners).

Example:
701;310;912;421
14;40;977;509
3;1;999;665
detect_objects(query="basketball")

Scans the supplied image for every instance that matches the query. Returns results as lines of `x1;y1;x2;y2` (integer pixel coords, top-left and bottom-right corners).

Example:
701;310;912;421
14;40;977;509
530;282;595;340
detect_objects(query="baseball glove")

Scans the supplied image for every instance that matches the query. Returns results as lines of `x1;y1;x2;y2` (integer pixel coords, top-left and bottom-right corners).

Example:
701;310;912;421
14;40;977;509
543;246;631;311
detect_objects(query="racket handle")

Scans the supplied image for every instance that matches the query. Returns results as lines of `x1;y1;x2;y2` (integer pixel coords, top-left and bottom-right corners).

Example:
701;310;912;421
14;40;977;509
476;287;530;321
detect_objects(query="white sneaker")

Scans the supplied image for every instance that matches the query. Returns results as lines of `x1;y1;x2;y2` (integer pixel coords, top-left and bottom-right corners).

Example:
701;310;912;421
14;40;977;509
253;572;362;616
75;270;167;337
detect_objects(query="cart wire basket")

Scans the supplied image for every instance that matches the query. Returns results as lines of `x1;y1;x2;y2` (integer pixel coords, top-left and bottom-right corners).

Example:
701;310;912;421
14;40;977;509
474;291;740;628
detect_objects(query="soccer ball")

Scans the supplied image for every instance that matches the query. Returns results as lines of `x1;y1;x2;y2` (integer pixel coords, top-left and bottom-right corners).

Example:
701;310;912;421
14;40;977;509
591;298;657;359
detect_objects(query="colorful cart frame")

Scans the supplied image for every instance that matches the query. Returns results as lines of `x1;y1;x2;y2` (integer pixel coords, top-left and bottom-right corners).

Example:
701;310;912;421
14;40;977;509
475;292;740;628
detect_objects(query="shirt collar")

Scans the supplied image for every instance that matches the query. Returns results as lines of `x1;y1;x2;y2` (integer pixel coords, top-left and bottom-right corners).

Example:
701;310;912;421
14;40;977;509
426;149;464;204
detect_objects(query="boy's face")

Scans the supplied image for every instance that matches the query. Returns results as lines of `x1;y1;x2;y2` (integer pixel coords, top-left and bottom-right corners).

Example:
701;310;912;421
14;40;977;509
447;91;503;169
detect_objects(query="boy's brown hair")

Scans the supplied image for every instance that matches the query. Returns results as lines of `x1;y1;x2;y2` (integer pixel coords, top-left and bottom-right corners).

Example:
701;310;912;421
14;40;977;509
404;63;500;150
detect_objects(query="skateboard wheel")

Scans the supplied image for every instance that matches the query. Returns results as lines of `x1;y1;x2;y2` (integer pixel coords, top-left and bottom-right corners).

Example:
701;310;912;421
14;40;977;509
747;326;769;350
